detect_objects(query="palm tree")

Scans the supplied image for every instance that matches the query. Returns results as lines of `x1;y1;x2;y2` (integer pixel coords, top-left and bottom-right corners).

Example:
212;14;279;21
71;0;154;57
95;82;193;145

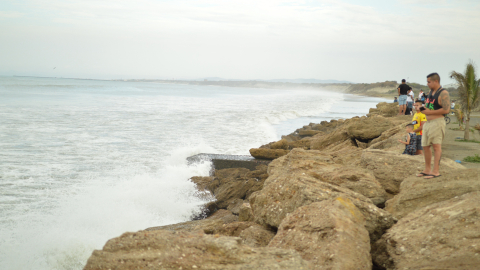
450;60;480;140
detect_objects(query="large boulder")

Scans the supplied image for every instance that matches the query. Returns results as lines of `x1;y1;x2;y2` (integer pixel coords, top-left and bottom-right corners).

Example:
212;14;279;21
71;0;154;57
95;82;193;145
373;191;480;270
84;230;312;270
268;198;372;270
249;148;289;160
309;125;350;150
251;149;395;243
265;148;388;206
366;102;398;117
360;149;465;195
346;116;395;141
385;168;480;219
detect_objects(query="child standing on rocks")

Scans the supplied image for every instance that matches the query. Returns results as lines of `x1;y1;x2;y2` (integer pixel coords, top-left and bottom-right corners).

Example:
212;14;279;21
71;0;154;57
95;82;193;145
398;124;417;155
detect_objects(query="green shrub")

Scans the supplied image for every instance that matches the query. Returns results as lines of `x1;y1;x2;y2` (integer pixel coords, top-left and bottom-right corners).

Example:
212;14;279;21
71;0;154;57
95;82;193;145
464;154;480;163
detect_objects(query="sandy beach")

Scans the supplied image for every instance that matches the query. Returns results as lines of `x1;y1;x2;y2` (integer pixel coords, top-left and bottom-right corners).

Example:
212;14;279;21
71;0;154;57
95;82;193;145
443;111;480;169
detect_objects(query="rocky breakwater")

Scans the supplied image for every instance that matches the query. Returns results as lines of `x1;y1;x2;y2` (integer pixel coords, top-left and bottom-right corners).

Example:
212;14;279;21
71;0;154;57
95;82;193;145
84;102;478;270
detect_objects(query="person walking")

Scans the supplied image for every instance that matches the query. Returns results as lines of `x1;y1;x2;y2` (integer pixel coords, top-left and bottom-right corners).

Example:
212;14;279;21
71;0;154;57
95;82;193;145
417;73;450;179
397;79;410;115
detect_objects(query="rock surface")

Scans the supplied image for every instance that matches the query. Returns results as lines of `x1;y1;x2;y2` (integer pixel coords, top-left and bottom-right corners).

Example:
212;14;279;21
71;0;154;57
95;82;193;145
249;148;289;160
251;149;395;242
385;168;480;219
367;102;398;117
373;191;480;270
205;166;267;209
360;149;465;194
269;198;372;270
347;116;395;141
84;230;312;270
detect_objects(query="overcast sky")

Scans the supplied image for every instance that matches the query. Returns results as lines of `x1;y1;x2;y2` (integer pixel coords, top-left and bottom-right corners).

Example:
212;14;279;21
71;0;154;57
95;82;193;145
1;0;479;84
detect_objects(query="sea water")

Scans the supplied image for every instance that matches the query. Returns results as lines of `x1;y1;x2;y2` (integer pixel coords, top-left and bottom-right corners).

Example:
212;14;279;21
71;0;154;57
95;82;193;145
0;76;387;269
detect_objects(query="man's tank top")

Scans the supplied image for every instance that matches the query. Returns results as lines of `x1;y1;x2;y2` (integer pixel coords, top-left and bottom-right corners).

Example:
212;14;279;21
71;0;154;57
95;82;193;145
425;88;445;111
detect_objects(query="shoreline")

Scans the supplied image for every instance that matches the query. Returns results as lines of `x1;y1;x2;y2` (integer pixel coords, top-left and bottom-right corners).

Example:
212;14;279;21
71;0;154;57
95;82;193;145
84;100;480;269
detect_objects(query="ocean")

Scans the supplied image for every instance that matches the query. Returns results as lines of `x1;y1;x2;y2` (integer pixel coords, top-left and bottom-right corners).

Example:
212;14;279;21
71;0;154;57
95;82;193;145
0;76;387;269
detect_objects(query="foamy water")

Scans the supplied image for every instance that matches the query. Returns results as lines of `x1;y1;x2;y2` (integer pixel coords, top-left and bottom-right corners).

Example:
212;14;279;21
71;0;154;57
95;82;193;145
0;76;386;269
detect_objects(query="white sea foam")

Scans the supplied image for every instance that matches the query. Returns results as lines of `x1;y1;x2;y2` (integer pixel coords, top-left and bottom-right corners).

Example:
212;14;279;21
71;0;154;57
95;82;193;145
0;76;387;269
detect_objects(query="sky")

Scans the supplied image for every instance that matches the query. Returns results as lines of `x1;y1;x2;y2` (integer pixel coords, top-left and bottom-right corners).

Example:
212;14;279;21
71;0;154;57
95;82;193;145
1;0;479;84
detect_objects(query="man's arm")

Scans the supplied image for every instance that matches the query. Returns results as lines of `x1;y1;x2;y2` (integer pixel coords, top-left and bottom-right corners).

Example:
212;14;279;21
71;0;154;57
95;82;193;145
397;87;400;96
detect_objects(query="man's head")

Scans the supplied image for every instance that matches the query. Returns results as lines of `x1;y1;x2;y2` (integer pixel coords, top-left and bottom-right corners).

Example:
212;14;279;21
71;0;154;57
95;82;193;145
427;73;441;90
414;100;423;112
402;79;406;84
405;124;414;132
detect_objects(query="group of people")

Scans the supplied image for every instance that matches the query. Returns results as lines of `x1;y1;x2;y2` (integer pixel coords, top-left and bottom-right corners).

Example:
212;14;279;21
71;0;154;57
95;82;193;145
395;73;451;179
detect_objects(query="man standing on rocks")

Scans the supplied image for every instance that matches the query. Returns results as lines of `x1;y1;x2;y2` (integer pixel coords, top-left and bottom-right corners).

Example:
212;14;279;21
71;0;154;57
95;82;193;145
397;79;410;115
417;73;450;179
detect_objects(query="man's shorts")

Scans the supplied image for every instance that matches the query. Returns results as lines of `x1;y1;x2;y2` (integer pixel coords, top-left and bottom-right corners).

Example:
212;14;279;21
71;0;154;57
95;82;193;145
416;135;423;150
398;95;407;105
422;117;446;146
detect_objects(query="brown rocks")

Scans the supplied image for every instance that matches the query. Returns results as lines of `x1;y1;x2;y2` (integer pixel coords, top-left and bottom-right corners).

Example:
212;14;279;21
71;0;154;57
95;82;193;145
266;148;388;206
269;198;372;269
251;149;395;243
249;148;289;160
385;168;480;219
360;149;464;195
238;202;254;222
367;102;398;117
84;230;312;270
373;191;480;270
347;116;395;141
145;209;238;234
206;166;267;209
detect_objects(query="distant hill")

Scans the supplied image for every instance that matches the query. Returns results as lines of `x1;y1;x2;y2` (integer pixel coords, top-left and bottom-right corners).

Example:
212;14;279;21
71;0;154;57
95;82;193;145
196;78;351;84
266;79;352;84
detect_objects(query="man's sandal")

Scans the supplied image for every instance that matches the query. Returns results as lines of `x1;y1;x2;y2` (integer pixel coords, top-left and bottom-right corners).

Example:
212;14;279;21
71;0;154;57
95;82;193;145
424;174;442;179
416;172;429;177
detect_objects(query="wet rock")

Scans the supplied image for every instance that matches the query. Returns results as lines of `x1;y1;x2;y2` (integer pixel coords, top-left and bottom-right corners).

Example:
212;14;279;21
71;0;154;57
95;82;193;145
84;230;312;270
206;166;267;209
360;149;465;195
373;191;480;270
385;168;480;219
249;148;289;160
268;198;372;269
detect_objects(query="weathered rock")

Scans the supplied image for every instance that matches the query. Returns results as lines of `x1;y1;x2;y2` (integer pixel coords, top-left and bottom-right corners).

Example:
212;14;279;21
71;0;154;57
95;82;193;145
145;209;238;234
264;148;388;206
206;166;267;209
268;198;372;269
373;191;480;270
226;198;244;215
190;176;213;191
367;102;398;117
239;224;276;247
249;148;289;160
385;168;480;219
347;116;395;141
360;149;465;195
84;230;312;270
309;125;350;150
298;130;322;137
367;122;408;152
251;149;395;243
269;138;289;150
238;203;254;222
